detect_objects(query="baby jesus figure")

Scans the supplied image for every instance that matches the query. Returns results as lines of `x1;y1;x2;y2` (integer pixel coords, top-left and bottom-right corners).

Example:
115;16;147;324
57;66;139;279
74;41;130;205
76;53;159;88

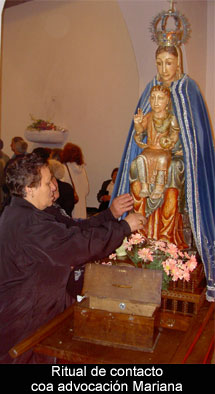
133;85;180;200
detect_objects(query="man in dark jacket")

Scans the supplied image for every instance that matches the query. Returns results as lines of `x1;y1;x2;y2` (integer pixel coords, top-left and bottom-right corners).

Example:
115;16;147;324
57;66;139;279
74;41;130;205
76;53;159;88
0;153;145;363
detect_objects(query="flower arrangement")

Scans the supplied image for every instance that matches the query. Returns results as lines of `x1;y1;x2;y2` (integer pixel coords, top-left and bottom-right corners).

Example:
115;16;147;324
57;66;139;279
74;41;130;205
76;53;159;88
105;233;198;290
27;115;66;132
25;116;68;144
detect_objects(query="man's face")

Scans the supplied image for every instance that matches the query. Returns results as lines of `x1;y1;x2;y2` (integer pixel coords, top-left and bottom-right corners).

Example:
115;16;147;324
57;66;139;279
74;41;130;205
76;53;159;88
26;166;56;210
51;176;60;202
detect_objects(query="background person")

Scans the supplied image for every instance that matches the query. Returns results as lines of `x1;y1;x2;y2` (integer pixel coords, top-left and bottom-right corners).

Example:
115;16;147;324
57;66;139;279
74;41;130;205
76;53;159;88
49;148;63;162
32;147;51;160
61;143;89;219
97;168;118;212
10;136;28;159
1;137;28;213
0;139;9;209
48;159;76;217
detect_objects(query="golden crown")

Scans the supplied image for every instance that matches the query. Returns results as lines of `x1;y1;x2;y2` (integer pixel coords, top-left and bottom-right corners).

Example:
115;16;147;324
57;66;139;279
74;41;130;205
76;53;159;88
149;1;191;47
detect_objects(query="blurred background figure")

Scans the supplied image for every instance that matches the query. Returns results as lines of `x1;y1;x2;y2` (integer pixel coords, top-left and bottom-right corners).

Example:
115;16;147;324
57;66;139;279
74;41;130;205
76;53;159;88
97;167;118;212
61;143;89;219
32;147;52;160
1;136;28;212
49;148;63;162
0;139;9;165
0;139;10;209
48;159;76;216
10;136;28;159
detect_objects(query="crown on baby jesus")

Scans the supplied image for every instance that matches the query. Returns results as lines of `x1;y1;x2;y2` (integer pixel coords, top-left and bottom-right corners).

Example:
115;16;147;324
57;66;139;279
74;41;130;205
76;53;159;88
150;1;191;47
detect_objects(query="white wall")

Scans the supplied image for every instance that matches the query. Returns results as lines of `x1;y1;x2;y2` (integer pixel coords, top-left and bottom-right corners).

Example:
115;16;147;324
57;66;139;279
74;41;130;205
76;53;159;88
0;0;214;207
1;0;139;207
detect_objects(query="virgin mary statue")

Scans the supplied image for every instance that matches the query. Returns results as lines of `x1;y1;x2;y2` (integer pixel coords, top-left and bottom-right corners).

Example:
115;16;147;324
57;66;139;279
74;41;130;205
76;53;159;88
111;4;215;301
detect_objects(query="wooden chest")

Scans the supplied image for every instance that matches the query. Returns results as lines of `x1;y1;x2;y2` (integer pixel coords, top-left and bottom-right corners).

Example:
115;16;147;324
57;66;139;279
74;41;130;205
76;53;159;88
73;263;162;351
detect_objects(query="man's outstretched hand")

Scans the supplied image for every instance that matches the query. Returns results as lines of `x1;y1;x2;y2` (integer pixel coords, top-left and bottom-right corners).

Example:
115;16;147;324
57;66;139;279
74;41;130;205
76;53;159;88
110;193;134;219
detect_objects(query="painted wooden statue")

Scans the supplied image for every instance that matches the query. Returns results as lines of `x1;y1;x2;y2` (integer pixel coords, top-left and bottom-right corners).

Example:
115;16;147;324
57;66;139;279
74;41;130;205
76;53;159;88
111;3;215;301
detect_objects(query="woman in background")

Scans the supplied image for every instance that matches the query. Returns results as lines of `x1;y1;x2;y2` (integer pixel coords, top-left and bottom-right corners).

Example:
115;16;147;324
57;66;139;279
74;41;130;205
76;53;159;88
61;143;89;219
97;168;118;211
48;159;75;216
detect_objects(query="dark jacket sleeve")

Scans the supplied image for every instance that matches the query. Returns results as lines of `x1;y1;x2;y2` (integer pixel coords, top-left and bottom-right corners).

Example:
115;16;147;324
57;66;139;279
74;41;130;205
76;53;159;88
23;212;131;270
45;205;116;230
68;220;131;268
45;204;73;227
71;208;116;229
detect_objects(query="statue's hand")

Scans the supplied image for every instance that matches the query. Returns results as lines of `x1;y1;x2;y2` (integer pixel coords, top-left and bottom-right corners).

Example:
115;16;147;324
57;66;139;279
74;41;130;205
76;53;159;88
134;108;144;124
159;136;172;149
174;149;183;156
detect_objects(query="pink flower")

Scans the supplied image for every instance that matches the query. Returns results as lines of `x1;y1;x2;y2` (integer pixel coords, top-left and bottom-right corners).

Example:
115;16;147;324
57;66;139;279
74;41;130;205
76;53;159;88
171;266;183;281
183;270;190;281
172;268;181;280
167;258;177;268
138;248;153;262
172;274;180;281
178;250;185;258
186;255;197;271
162;258;176;275
154;241;167;252
162;262;170;275
166;243;179;259
124;239;133;251
109;253;116;260
121;238;198;286
129;233;145;245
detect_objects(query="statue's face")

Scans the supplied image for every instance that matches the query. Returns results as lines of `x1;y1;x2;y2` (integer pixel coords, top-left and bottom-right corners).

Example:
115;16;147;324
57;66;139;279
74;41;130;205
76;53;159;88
156;51;178;86
150;90;169;114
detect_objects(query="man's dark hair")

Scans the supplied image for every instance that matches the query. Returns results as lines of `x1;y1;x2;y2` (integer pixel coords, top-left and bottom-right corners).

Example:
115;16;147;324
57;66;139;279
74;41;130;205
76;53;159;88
32;147;52;160
11;136;24;144
6;153;48;197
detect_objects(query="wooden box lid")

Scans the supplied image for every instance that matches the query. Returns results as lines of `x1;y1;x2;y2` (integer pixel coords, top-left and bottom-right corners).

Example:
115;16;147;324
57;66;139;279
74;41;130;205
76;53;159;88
82;263;162;306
